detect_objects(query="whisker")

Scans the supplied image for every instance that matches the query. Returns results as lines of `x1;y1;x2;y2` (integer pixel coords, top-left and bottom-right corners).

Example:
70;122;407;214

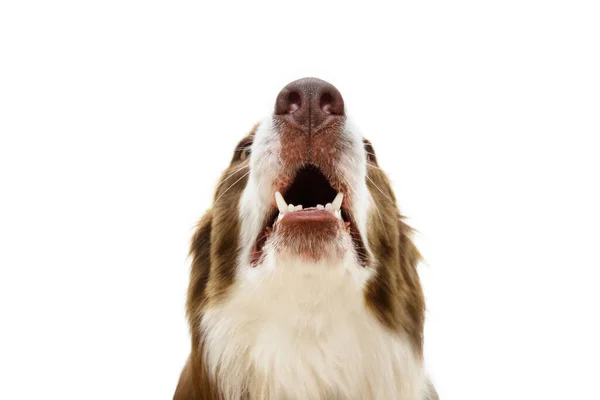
371;196;390;242
232;146;253;152
366;175;395;205
214;165;249;190
366;163;387;172
353;246;368;251
253;232;272;243
213;170;251;205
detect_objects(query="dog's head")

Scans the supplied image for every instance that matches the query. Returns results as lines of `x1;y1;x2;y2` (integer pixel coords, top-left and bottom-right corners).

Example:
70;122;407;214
188;78;425;352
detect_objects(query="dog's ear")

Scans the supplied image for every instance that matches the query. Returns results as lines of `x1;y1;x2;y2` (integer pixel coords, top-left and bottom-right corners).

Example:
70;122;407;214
173;357;196;400
176;211;222;399
397;219;426;352
398;220;421;278
363;138;379;165
186;210;213;333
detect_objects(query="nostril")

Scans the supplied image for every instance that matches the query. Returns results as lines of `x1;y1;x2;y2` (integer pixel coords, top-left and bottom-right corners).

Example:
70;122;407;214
275;89;302;115
319;91;343;115
286;91;301;114
320;92;333;114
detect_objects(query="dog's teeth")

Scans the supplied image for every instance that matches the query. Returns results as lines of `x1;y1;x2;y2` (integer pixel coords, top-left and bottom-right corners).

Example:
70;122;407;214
335;210;342;219
325;203;332;211
332;192;343;211
288;204;295;212
295;205;302;211
275;192;288;214
316;204;325;210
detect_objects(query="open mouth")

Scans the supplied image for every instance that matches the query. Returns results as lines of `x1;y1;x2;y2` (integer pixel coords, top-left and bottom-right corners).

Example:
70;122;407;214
250;165;365;266
276;165;345;222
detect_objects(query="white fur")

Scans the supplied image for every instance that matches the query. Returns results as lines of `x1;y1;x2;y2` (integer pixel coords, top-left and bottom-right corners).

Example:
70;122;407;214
202;250;427;399
238;117;280;268
202;116;428;399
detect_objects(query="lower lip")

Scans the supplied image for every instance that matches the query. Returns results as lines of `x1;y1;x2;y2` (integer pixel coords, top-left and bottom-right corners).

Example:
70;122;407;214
280;209;338;223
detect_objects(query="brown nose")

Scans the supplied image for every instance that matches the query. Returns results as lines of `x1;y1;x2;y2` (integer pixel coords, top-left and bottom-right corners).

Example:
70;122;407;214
274;77;345;131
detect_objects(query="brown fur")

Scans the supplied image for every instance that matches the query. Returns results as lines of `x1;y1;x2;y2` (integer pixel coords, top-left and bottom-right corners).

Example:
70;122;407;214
364;154;426;354
274;118;369;266
174;130;433;399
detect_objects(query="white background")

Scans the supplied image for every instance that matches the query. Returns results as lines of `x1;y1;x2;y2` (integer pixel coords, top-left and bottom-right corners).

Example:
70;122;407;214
1;1;599;399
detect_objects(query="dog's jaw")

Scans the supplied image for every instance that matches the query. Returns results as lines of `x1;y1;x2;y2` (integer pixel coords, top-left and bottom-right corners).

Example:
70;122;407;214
238;116;372;271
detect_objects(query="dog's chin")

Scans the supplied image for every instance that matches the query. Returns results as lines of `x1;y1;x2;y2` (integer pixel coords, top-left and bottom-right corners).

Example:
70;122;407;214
277;217;349;262
250;209;353;267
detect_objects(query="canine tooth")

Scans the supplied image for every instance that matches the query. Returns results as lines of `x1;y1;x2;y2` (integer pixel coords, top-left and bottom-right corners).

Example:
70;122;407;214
288;204;295;212
332;192;343;211
335;210;341;219
325;203;332;211
316;204;324;210
295;205;302;211
275;192;287;214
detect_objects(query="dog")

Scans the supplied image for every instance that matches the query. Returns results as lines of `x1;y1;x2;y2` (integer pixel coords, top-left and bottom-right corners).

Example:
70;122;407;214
174;78;437;400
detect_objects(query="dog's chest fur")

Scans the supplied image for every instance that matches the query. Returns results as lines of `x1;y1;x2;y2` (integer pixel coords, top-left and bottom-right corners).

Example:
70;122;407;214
201;255;426;400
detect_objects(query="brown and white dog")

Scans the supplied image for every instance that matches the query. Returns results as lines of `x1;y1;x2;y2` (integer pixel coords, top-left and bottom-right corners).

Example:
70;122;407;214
174;78;437;400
